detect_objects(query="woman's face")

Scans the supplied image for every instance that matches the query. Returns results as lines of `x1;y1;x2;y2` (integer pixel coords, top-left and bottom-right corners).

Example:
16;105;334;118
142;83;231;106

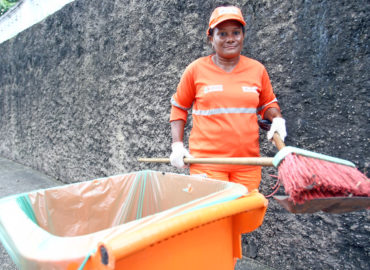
210;20;244;59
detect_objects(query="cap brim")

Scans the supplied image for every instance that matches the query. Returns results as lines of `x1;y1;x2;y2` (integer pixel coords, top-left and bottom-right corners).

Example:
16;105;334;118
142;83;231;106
207;16;246;35
210;14;246;28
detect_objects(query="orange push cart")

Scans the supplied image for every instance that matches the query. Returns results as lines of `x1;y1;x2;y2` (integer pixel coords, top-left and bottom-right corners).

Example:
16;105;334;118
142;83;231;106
0;171;267;270
86;191;267;270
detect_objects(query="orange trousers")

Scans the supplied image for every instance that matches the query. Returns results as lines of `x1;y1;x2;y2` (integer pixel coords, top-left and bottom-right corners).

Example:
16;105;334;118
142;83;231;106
189;166;262;192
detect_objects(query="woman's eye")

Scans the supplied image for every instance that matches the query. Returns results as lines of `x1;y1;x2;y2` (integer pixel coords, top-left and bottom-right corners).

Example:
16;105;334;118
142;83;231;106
233;31;241;35
219;32;227;37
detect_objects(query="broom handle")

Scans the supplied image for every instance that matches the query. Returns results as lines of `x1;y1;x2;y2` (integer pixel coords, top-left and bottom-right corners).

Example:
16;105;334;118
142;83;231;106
138;157;274;166
273;132;286;151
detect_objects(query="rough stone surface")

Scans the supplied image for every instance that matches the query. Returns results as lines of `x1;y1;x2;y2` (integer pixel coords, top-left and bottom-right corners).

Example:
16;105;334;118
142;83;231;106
0;0;369;269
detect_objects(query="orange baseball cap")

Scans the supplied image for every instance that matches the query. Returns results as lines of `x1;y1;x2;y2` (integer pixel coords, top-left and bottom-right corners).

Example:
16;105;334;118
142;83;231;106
207;6;246;35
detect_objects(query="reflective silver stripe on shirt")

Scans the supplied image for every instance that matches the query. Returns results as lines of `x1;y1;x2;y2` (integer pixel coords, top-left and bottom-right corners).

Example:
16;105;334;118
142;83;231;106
257;98;278;112
192;107;257;116
171;97;191;111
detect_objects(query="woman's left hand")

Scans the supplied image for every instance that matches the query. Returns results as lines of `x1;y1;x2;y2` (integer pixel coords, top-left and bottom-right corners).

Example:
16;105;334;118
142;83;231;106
267;117;287;141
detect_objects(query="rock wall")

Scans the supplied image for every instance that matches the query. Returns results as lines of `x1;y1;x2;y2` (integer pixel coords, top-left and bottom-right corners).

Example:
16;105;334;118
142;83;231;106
0;0;369;269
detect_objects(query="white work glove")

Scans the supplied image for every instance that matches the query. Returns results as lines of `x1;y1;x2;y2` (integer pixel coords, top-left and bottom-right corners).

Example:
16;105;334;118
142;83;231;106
267;117;287;141
170;142;193;168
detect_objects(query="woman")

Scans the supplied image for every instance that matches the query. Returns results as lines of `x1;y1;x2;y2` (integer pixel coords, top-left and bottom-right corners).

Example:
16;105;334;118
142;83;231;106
169;5;287;191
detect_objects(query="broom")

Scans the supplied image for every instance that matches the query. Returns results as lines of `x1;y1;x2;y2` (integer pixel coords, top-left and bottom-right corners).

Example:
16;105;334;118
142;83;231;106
264;122;370;205
138;122;370;206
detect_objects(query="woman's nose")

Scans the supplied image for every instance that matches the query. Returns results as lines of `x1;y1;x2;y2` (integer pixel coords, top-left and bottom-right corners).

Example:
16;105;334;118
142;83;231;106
226;35;235;42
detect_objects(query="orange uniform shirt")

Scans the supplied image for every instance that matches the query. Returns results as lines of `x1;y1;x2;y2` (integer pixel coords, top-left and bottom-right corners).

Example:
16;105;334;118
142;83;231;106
170;55;280;171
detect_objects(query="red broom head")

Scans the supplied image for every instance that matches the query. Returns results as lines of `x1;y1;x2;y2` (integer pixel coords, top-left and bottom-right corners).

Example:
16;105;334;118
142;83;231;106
277;153;370;204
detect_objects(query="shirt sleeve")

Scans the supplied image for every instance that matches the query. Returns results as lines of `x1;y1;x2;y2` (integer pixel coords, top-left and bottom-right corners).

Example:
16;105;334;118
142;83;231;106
169;63;197;123
257;67;280;118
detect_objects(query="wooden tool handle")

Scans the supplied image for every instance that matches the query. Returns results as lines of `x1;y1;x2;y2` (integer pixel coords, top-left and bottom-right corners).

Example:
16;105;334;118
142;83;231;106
272;132;286;151
138;157;274;166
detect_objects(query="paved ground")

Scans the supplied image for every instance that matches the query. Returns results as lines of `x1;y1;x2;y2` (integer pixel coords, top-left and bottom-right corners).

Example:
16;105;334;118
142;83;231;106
0;156;60;269
0;156;273;270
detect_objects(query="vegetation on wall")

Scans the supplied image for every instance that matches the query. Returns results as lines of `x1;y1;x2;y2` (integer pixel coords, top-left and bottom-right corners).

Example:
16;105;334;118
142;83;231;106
0;0;19;16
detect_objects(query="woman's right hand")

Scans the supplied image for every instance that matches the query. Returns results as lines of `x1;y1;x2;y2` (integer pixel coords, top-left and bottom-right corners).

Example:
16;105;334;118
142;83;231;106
170;142;193;168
